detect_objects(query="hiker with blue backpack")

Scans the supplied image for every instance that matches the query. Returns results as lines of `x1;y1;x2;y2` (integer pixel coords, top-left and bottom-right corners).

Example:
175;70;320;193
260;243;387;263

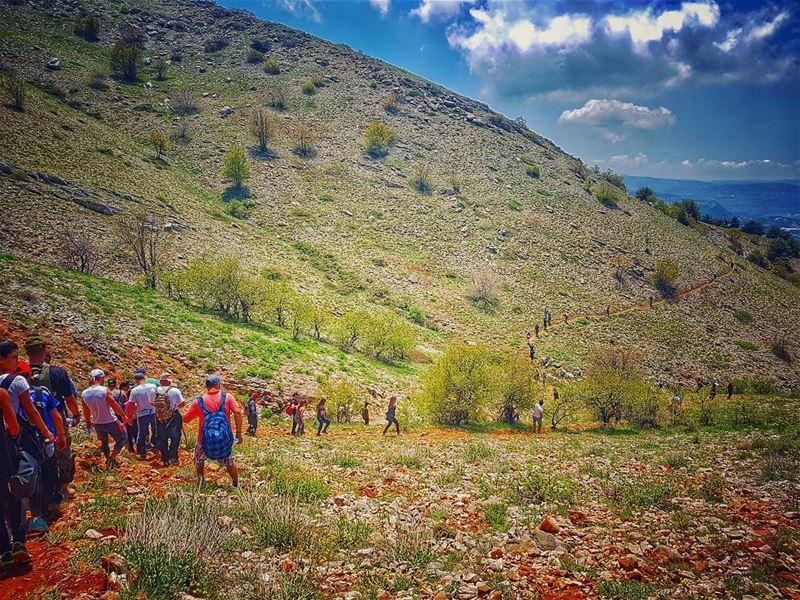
0;376;21;571
183;375;243;488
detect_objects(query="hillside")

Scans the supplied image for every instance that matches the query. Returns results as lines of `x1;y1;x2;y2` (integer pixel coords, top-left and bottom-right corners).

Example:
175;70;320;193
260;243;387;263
1;0;799;388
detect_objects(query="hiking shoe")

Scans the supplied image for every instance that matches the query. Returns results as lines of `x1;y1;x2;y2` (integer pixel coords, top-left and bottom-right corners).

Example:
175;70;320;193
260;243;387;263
28;517;49;535
0;551;13;569
11;542;30;563
106;457;119;470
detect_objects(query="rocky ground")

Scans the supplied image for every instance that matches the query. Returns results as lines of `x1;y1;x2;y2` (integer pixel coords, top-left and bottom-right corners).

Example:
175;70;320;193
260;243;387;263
1;413;798;600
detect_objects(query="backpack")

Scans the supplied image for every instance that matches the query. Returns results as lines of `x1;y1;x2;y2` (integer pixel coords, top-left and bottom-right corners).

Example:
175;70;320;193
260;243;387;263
0;376;41;499
1;376;49;462
30;364;53;395
285;404;295;416
154;386;174;422
198;393;233;460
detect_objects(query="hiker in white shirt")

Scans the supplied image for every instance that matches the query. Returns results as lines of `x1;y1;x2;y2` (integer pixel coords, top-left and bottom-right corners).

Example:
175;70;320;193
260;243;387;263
532;400;544;434
126;372;157;460
80;369;129;469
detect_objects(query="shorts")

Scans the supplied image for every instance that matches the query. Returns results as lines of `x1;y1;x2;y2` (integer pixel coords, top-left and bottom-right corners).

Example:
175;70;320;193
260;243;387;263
193;443;235;468
533;416;543;426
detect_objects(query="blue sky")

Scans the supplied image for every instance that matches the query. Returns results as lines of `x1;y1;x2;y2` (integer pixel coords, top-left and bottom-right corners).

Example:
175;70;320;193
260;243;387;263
220;0;800;181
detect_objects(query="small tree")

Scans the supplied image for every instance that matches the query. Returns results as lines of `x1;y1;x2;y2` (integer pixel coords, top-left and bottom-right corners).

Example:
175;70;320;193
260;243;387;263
333;311;369;352
171;89;197;115
153;57;168;80
293;124;316;158
653;258;679;297
110;41;142;81
318;378;361;423
113;209;171;289
469;271;499;311
149;131;169;158
74;15;100;42
58;230;104;274
363;122;395;158
250;107;274;152
1;70;26;111
288;296;312;340
423;344;493;426
635;186;656;202
222;146;250;190
269;89;287;111
363;313;414;364
308;307;327;340
495;355;540;424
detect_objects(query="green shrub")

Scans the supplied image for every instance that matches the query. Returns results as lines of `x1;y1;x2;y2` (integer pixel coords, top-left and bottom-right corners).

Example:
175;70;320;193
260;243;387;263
272;473;331;502
734;339;758;351
484;502;509;531
748;249;769;268
153;57;168;80
222;146;250;189
123;542;215;599
110;41;142;81
225;200;254;219
653;258;679;296
247;494;311;551
602;477;673;511
74;15;100;42
204;36;228;53
363;122;395;157
731;377;780;395
525;164;540;179
318;377;361;423
407;305;426;325
264;59;280;75
410;165;433;194
734;309;753;323
302;81;316;95
332;452;360;468
595;182;620;209
422;344;493;426
246;49;264;64
511;472;579;505
383;93;399;113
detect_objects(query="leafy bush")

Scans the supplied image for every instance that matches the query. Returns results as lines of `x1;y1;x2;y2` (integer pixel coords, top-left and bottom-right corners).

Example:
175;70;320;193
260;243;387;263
153;57;168;80
363;122;395;157
74;15;100;42
110;41;142;81
747;249;769;268
251;39;269;53
88;71;107;90
171;89;198;114
363;312;414;363
526;164;540;179
383;93;399;114
422;344;493;425
149;130;169;158
512;472;579;505
410;165;433;194
495;355;541;423
653;258;679;296
264;59;280;74
407;305;426;325
246;49;264;64
1;70;26;111
204;36;228;53
222;146;250;189
269;89;287;110
293;124;316;158
734;339;758;351
302;81;316;95
318;377;362;423
742;219;765;235
225;199;255;219
734;309;753;324
595;182;620;209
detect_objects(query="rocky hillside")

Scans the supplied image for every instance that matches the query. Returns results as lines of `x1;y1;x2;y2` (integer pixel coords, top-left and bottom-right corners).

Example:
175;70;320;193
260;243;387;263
0;0;798;388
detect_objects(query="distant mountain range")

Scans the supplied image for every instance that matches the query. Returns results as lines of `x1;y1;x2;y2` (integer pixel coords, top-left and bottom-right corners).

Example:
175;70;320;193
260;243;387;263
623;175;800;221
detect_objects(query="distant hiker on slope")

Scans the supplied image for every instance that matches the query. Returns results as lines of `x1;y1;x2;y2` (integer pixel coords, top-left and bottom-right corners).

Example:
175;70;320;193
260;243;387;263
81;369;130;470
563;313;568;324
183;375;243;488
727;381;734;400
289;392;300;436
362;400;370;426
154;372;185;467
534;323;540;339
528;340;536;362
316;398;330;436
532;399;544;434
649;295;654;308
245;392;258;437
383;396;401;436
127;372;157;460
710;381;717;400
606;305;611;317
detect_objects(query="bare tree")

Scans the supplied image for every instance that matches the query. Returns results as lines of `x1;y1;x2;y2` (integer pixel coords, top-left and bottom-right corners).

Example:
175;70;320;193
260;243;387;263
58;230;104;274
2;70;26;111
292;123;316;158
469;271;499;309
250;107;274;152
113;209;171;288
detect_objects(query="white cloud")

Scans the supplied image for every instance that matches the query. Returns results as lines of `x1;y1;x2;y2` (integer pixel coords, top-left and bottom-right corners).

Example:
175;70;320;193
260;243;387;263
559;99;676;142
278;0;321;22
605;1;720;51
411;0;475;24
369;0;389;17
747;10;789;42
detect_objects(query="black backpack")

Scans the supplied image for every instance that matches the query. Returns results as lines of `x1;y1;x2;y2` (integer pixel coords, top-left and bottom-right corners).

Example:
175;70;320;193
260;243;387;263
0;376;40;499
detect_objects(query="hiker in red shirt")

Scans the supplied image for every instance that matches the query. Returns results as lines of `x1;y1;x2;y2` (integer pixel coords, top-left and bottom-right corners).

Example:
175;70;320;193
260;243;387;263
183;375;243;488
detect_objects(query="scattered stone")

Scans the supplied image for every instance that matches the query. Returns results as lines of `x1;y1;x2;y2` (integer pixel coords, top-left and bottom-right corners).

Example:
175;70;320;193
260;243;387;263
101;553;128;575
539;515;560;534
46;58;61;70
219;106;234;117
85;528;103;540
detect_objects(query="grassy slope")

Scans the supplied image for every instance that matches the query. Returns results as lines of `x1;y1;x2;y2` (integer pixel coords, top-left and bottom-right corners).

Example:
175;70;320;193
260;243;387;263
0;0;798;386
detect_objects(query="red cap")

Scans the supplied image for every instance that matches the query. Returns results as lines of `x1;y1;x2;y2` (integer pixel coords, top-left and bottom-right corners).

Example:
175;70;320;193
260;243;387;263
250;392;259;399
14;360;32;377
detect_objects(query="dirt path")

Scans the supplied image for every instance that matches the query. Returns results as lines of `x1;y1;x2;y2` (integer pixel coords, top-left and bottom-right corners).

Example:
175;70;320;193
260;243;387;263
536;264;736;335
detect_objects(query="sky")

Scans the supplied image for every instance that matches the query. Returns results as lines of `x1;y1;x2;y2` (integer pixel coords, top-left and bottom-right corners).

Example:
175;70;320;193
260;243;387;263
219;0;800;182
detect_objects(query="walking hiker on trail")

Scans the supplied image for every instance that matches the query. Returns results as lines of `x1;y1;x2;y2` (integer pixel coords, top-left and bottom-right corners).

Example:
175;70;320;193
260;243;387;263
534;323;540;339
710;381;717;400
154;372;185;467
127;372;158;460
0;376;22;570
183;375;243;488
24;335;80;501
563;313;568;324
383;396;401;436
606;305;611;317
649;295;654;308
81;369;130;470
118;381;138;453
532;399;544;434
245;392;259;437
296;399;307;436
727;381;734;400
362;400;370;425
316;398;331;436
288;392;300;436
528;340;536;362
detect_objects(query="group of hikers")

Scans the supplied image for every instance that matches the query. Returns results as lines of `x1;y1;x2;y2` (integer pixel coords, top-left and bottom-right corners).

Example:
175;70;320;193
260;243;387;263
0;334;403;571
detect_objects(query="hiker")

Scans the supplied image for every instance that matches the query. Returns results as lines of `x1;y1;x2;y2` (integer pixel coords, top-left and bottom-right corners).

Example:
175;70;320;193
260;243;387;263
0;377;22;569
563;313;568;324
727;381;734;400
19;361;66;535
24;335;80;501
286;394;298;435
316;398;330;436
296;399;307;436
154;372;185;467
649;295;654;308
532;399;544;434
118;382;138;453
127;372;157;460
245;392;258;437
528;340;536;362
613;400;622;424
710;381;717;400
534;323;540;339
606;305;611;317
362;400;370;425
383;396;400;436
81;369;129;469
183;375;243;488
